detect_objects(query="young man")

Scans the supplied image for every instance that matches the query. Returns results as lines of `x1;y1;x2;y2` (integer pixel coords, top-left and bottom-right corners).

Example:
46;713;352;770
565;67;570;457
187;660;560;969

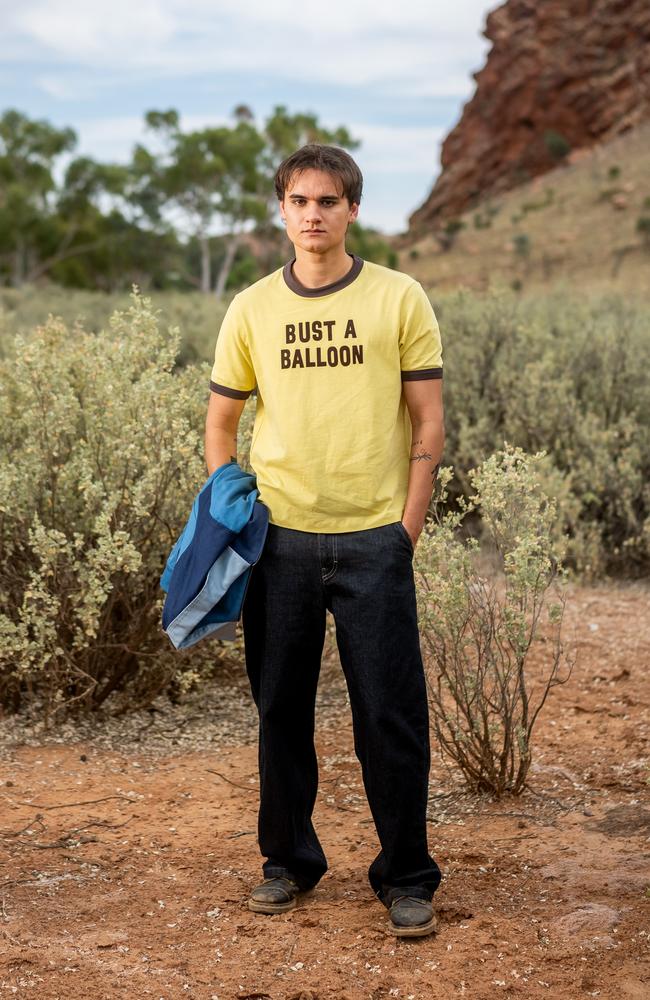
205;144;444;937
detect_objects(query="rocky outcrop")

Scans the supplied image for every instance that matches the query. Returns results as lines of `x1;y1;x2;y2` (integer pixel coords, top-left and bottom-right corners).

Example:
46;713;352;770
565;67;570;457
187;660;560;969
409;0;650;233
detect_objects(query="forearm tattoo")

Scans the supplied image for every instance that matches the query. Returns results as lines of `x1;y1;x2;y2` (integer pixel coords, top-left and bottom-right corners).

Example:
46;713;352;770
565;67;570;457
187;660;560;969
410;439;433;463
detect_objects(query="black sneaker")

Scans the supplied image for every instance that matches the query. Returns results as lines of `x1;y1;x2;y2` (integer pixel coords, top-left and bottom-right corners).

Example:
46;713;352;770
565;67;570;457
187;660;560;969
388;895;438;937
248;876;305;914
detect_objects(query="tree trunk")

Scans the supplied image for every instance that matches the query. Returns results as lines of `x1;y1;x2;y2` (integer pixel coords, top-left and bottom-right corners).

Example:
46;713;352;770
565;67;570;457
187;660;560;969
214;234;240;299
199;233;211;294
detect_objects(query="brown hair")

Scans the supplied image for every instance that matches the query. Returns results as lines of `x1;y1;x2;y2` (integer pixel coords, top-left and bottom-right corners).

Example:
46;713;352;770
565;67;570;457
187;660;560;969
274;144;363;206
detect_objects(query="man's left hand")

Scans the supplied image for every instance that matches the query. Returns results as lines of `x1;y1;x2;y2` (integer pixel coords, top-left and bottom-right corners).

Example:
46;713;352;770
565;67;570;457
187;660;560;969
401;517;423;550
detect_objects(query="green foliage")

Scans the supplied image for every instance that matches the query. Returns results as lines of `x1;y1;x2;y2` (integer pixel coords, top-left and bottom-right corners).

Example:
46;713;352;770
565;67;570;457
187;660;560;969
598;186;623;203
445;219;465;236
544;130;571;162
3;285;650;580
416;447;570;797
513;233;531;258
0;105;362;295
226;246;262;290
608;165;621;181
636;215;650;249
437;218;466;252
0;291;245;719
0;109;147;289
434;289;650;576
346;223;396;268
0;285;230;367
474;203;501;230
521;187;555;214
473;212;492;230
262;105;359;163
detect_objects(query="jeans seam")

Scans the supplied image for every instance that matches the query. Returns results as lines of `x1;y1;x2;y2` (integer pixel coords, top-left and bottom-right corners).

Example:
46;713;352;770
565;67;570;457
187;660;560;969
321;534;338;582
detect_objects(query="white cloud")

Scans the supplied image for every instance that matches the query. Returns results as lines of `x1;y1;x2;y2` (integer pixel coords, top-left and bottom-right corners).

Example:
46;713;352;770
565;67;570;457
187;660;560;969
351;123;446;174
8;0;493;98
14;0;176;60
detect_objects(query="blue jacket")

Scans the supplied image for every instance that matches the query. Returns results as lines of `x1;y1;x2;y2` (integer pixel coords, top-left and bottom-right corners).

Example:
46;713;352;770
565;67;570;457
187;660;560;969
160;461;269;649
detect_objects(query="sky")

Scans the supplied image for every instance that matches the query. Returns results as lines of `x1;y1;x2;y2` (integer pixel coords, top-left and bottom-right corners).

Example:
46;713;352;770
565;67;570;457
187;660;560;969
1;0;497;234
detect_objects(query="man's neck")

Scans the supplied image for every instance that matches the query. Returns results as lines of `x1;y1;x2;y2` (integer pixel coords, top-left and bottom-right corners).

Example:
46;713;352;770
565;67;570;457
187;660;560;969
291;247;354;289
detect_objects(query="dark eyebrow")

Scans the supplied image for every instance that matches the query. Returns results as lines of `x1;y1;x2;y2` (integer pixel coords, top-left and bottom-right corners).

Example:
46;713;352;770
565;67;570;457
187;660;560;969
288;193;340;201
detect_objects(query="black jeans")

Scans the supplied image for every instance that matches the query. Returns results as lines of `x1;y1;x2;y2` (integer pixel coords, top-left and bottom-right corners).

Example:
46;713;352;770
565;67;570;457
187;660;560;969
241;520;441;907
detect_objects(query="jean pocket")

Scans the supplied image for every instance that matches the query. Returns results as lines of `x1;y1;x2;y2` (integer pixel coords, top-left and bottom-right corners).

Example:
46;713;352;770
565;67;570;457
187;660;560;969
395;520;414;556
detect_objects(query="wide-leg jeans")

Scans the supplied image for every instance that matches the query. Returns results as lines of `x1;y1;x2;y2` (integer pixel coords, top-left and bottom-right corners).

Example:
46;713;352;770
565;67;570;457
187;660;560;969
241;519;442;907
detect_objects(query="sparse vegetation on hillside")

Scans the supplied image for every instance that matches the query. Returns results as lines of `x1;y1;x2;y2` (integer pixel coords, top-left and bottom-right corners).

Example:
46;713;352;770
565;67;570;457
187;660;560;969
401;123;650;296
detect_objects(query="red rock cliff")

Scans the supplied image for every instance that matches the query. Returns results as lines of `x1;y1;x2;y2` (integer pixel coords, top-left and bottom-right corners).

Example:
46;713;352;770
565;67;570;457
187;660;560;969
409;0;650;233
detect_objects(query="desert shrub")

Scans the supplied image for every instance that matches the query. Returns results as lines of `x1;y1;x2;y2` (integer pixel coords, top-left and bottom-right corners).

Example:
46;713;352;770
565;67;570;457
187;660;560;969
437;219;466;253
416;447;570;797
434;289;650;577
0;292;254;720
0;285;229;368
544;129;571;162
473;212;492;230
513;233;531;258
636;216;650;249
4;284;650;580
521;188;554;214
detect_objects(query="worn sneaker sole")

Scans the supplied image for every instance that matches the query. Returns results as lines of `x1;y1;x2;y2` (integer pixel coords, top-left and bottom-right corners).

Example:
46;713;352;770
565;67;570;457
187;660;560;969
248;896;297;914
247;887;314;914
388;914;439;937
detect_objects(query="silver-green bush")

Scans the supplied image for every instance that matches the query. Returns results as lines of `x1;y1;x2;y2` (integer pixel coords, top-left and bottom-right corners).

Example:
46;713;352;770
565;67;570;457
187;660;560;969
415;446;571;797
436;289;650;576
0;292;251;720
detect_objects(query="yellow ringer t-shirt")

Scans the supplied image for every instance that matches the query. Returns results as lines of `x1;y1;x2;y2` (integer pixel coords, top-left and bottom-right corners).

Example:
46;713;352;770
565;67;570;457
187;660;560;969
210;255;443;533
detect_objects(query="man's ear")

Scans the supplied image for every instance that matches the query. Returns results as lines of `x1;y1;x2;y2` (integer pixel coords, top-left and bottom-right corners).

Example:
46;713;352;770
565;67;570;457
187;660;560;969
349;202;359;223
279;199;286;223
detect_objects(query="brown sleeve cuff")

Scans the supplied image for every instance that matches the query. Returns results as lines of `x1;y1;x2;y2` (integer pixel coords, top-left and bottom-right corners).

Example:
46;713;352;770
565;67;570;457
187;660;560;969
401;367;443;381
210;380;254;399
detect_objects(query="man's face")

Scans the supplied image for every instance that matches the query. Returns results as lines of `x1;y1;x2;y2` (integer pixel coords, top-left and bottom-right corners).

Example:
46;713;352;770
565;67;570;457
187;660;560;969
279;168;359;256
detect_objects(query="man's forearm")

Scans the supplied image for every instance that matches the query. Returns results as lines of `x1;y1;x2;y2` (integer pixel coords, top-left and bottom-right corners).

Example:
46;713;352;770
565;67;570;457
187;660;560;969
204;426;238;476
402;419;444;541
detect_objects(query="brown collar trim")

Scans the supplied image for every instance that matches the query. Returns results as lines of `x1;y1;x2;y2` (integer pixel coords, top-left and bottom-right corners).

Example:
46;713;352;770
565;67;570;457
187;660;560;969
282;254;364;297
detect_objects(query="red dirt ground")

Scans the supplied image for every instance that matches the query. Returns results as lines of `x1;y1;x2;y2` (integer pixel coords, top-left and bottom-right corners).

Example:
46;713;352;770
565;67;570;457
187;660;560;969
1;583;649;1000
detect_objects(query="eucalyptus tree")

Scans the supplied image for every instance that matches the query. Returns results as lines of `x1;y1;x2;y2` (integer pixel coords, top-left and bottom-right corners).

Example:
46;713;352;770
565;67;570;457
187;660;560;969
0;109;140;287
0;109;76;286
134;109;267;295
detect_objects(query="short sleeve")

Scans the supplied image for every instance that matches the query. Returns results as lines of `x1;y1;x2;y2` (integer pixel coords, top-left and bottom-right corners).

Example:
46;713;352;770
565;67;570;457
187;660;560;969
210;295;256;399
398;281;443;381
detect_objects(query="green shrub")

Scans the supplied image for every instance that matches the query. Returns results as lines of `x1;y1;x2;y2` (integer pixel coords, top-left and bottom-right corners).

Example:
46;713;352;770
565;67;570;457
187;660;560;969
416;447;570;797
544;130;571;162
434;289;650;576
0;285;230;368
437;219;466;253
0;291;253;720
521;188;555;214
3;284;650;581
636;216;650;249
513;233;531;258
473;212;492;230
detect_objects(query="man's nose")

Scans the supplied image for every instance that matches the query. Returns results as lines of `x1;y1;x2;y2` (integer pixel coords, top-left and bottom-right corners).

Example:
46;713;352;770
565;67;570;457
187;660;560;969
305;202;323;222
